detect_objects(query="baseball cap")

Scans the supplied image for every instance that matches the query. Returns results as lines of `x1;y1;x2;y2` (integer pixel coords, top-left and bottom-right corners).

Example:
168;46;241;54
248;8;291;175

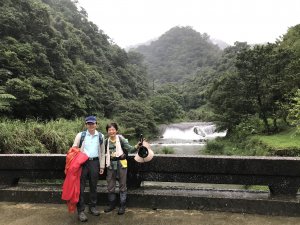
85;115;97;124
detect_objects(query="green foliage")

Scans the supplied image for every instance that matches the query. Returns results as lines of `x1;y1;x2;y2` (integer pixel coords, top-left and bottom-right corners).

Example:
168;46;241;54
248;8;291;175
203;140;225;155
133;26;221;84
0;118;125;154
160;147;175;154
0;118;105;154
234;43;295;132
182;67;221;111
204;137;267;156
280;24;300;57
114;100;158;139
2;0;300;142
203;126;300;157
208;41;298;134
287;89;300;132
0;86;16;113
180;42;250;117
230;116;265;141
0;0;151;120
185;105;214;122
208;72;252;132
150;95;183;123
255;127;300;155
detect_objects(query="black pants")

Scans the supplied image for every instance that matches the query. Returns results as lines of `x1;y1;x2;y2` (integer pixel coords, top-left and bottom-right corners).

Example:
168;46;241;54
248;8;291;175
77;159;100;213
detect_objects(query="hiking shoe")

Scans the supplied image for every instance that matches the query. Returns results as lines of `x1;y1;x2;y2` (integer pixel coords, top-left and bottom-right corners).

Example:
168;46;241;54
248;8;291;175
104;203;116;213
89;207;100;216
78;211;88;222
117;206;125;215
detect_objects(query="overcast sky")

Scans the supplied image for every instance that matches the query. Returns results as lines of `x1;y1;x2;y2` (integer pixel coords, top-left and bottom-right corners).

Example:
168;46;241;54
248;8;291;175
77;0;300;48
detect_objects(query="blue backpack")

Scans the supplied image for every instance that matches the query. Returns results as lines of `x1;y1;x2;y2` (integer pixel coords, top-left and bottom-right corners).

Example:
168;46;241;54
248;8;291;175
79;130;103;148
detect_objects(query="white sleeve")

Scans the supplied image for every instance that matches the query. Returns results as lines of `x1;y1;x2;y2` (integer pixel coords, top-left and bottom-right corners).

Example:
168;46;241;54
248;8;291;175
99;133;106;169
72;132;82;147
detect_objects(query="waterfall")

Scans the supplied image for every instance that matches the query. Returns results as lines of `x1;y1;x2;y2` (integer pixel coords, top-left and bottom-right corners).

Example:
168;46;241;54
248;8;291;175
150;122;227;155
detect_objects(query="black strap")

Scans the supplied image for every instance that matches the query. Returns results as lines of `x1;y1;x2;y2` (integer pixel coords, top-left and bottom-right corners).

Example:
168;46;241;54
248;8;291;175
79;130;103;148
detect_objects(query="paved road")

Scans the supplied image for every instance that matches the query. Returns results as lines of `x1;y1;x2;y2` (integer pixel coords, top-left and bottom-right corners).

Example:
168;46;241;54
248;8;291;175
2;202;300;225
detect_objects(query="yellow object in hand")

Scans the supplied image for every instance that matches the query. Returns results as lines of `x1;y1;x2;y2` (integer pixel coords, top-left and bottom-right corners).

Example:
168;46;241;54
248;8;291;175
120;159;127;168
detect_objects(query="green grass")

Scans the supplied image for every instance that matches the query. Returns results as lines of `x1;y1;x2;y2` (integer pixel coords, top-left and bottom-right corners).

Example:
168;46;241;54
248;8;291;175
254;127;300;149
154;146;175;154
205;127;300;157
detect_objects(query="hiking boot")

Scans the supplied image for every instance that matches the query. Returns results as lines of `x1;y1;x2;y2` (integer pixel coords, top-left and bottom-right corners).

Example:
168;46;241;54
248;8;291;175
78;211;88;222
89;207;100;216
118;191;126;215
104;193;116;213
104;204;115;213
117;205;125;215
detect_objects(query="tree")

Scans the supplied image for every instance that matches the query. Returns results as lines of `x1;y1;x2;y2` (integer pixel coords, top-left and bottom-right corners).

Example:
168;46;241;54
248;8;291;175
150;95;183;123
235;43;295;132
287;89;300;132
0;0;151;120
208;42;297;133
114;100;157;138
0;86;16;113
208;72;255;132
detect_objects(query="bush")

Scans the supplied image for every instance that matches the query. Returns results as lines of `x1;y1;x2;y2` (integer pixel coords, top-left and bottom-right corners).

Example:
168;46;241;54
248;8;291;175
154;146;175;154
204;140;224;155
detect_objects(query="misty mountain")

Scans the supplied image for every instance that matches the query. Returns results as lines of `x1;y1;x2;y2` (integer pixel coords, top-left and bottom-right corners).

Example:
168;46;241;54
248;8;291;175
210;38;229;50
131;26;223;84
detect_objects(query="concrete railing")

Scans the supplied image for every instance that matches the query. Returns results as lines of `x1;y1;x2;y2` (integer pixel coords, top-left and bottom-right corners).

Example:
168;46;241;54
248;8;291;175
1;154;300;197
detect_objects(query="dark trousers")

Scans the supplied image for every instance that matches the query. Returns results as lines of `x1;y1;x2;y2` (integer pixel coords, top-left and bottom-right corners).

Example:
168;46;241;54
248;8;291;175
106;162;127;193
77;160;100;213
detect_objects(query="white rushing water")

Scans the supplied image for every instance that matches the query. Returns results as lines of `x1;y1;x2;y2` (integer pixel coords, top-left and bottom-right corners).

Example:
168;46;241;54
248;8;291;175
150;122;227;155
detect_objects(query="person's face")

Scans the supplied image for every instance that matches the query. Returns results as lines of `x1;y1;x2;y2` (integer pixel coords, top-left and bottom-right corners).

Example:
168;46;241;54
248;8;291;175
86;122;97;133
107;126;117;138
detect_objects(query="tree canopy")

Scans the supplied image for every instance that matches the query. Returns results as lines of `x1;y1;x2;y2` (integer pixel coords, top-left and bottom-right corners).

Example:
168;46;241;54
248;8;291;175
0;0;150;120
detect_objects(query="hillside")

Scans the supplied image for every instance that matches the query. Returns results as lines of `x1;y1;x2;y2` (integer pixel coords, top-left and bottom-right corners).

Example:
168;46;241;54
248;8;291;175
0;0;150;119
132;26;222;85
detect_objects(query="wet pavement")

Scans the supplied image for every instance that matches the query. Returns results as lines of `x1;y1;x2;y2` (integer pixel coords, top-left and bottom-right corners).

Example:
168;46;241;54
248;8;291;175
2;202;300;225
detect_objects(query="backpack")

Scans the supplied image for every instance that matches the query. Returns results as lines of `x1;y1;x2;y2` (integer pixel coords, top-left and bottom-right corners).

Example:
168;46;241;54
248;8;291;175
78;130;103;148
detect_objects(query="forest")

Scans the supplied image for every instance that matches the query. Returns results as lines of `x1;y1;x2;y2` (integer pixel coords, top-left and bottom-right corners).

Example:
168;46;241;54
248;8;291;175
0;0;300;154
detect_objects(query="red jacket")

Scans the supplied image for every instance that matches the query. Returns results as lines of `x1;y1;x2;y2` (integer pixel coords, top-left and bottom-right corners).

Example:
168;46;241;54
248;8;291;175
61;147;88;213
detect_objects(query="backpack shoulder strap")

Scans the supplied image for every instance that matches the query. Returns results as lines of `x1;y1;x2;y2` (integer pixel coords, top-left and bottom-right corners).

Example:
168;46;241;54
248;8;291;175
105;138;108;154
79;131;87;148
98;132;103;145
118;135;128;156
118;135;124;148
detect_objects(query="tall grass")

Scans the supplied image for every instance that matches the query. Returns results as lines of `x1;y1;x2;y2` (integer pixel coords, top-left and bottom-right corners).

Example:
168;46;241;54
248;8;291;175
0;118;141;154
156;146;175;154
0;118;110;154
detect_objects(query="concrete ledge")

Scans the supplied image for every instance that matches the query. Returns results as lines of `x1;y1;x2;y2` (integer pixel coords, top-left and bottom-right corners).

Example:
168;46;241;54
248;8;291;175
2;154;300;196
2;154;300;215
1;183;300;216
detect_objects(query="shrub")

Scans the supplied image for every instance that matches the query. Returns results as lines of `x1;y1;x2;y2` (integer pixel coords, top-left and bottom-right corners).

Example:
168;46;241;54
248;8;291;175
160;147;175;154
204;140;224;155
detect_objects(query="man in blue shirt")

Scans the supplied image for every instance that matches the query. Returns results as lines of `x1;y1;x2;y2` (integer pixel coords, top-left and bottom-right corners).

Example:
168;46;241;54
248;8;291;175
73;116;105;222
